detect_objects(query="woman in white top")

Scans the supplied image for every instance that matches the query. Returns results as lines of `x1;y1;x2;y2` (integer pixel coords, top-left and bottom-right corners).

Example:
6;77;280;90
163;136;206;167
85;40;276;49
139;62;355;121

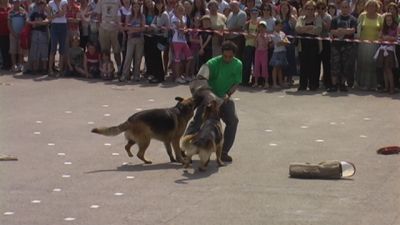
47;0;68;76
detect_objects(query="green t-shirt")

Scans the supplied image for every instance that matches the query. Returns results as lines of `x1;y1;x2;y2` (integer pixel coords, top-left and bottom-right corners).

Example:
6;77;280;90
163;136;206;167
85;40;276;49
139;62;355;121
207;56;242;97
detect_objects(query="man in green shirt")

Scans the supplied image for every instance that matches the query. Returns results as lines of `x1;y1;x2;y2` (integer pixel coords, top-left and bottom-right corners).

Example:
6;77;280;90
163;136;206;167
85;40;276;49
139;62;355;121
186;41;242;162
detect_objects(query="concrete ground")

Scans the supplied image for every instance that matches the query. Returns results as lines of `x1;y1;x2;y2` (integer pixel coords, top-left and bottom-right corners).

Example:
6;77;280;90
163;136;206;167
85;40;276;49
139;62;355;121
0;73;399;225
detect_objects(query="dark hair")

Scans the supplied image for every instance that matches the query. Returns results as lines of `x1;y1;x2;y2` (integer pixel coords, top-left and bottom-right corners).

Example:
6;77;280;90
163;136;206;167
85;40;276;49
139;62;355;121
382;13;398;35
131;0;144;19
260;3;273;16
191;0;206;20
327;2;337;16
221;41;237;54
279;1;292;20
154;0;165;16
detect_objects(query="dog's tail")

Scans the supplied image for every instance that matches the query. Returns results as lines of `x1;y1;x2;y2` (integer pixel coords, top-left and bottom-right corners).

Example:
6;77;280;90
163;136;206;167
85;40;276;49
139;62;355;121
91;121;130;136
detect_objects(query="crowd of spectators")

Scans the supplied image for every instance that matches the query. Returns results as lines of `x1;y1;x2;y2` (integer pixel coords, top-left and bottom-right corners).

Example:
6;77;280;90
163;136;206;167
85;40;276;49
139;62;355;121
0;0;399;94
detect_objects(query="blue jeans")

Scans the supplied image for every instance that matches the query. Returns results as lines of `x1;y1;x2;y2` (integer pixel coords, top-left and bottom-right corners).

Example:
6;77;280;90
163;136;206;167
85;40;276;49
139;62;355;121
50;23;67;55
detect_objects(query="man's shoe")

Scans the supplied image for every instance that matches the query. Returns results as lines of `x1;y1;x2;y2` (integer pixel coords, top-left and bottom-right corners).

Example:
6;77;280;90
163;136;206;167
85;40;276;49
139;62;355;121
221;153;232;162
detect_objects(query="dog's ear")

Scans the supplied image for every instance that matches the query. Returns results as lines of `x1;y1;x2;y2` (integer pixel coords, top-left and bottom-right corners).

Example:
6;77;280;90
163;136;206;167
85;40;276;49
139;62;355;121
175;97;184;102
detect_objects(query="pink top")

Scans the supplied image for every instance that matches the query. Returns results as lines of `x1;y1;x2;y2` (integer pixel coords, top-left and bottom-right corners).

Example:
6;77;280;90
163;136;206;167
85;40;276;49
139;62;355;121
256;33;269;51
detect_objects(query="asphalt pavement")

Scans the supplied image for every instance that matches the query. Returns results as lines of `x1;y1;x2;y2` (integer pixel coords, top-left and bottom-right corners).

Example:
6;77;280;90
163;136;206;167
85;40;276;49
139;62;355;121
1;73;399;225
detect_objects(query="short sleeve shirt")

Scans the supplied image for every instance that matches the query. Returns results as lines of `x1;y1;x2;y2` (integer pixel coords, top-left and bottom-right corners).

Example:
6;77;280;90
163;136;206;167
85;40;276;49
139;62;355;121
207;55;243;97
96;0;121;31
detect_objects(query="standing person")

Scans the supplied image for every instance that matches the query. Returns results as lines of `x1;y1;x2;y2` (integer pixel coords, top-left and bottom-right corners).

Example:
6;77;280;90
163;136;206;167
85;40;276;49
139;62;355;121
270;19;289;88
375;13;397;94
170;3;193;83
66;0;80;38
28;0;49;74
328;0;357;92
8;0;27;72
143;0;160;80
355;0;382;90
47;0;68;76
295;0;322;91
199;15;213;66
186;41;242;162
242;7;259;86
279;0;297;86
253;21;270;88
0;0;11;70
316;0;332;90
117;0;131;76
208;0;226;57
225;1;246;62
149;0;170;83
78;0;90;50
259;2;276;85
120;0;145;82
95;0;122;73
189;16;201;78
87;0;99;45
190;0;208;20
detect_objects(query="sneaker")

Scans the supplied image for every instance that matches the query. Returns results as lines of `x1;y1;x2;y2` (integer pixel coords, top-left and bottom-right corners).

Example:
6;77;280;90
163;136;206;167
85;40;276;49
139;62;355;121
175;76;188;84
221;153;232;162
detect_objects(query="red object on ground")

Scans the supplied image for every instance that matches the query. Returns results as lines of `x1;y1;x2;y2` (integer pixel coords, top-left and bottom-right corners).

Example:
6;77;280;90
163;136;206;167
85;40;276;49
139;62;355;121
377;146;400;155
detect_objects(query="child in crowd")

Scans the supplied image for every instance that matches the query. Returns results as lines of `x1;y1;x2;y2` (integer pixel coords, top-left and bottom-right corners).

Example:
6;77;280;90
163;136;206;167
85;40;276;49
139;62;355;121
67;36;86;77
375;13;398;94
170;3;193;84
100;51;115;80
269;19;289;88
189;16;201;77
253;21;270;88
84;42;100;78
28;0;49;74
243;8;259;86
199;15;213;66
8;0;26;72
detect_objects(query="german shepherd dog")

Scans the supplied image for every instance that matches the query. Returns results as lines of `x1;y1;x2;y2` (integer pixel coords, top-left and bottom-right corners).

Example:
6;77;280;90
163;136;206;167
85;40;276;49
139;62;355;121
91;97;196;164
181;100;224;171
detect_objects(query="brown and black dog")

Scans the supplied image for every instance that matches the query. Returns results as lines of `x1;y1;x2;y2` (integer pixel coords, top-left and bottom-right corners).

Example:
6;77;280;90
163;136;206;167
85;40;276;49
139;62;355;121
91;97;196;164
180;100;224;171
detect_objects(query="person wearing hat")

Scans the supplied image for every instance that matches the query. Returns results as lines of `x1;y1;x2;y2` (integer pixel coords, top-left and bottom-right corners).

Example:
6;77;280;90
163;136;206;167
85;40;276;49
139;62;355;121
242;7;259;86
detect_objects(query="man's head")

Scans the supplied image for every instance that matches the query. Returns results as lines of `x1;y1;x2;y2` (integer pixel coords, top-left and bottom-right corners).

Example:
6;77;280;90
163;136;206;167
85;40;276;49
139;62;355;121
221;41;237;63
229;0;240;13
